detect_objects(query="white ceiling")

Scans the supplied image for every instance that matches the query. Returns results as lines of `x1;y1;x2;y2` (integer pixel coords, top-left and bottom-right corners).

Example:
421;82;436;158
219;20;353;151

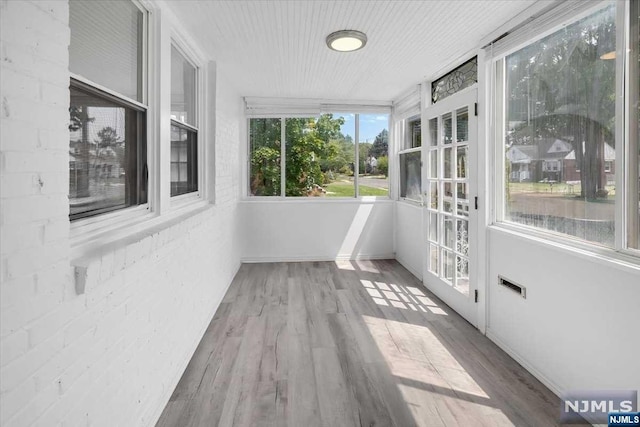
165;0;539;102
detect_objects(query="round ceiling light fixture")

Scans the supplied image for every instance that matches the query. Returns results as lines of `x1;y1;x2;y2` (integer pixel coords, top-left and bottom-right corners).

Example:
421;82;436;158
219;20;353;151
326;30;367;52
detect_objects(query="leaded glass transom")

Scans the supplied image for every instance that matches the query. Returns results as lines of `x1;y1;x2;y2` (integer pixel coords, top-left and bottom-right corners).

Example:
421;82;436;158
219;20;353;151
431;57;477;104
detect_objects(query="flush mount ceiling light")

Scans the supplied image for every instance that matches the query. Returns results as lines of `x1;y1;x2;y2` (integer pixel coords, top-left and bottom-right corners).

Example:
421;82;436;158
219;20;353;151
326;30;367;52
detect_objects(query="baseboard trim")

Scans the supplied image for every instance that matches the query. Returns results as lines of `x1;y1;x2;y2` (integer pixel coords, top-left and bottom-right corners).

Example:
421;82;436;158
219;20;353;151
395;255;422;280
486;328;564;399
241;253;395;263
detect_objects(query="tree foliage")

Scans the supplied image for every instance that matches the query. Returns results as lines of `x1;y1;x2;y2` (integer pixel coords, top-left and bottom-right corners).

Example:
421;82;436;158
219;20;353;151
507;5;616;198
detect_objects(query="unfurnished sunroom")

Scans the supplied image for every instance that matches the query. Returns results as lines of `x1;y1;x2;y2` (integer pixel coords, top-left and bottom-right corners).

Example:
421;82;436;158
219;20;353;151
0;0;639;426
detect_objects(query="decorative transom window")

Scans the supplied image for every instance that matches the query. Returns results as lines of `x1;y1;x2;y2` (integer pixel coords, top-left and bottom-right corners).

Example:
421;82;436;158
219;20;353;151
431;57;478;104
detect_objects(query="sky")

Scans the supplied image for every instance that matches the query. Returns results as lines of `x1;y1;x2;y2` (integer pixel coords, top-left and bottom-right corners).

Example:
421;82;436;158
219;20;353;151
337;113;389;143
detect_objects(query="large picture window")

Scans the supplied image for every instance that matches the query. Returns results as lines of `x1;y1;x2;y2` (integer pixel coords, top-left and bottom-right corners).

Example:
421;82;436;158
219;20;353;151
499;4;617;247
249;113;389;198
170;45;198;197
68;0;147;220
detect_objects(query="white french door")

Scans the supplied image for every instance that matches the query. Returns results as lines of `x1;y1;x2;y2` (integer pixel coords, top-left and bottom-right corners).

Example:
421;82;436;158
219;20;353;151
422;87;478;327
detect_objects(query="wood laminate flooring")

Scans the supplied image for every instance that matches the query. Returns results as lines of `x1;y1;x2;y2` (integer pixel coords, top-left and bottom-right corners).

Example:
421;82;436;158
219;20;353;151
156;260;570;427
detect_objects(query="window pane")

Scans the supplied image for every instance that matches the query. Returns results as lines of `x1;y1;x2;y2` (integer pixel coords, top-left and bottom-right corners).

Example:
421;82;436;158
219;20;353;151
456;108;468;142
358;114;389;196
170;125;197;197
629;0;640;250
69;85;145;219
284;115;355;197
249;118;281;196
171;46;197;127
408;118;422;148
503;5;617;247
400;151;422;201
69;0;143;101
324;113;356;198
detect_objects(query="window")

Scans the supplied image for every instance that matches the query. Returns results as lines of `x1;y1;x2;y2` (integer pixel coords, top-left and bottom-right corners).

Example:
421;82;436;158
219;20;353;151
68;0;147;220
498;4;617;247
248;113;389;198
399;151;422;201
399;116;422;202
170;45;198;196
495;1;640;254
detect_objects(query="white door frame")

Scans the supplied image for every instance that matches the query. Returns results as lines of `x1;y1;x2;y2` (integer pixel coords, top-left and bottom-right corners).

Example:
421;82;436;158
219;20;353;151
421;85;482;328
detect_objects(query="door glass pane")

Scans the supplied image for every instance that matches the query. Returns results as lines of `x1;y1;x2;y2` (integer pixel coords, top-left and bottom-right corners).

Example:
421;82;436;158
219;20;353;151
443;250;454;283
430;182;438;209
443;216;454;249
429;150;438;179
443;113;452;144
429;243;439;275
444;147;452;178
69;0;143;101
457;182;468;200
457;202;469;218
429;118;438;146
456;219;469;256
456;256;469;295
429;212;438;242
457;146;468;179
456;108;468;142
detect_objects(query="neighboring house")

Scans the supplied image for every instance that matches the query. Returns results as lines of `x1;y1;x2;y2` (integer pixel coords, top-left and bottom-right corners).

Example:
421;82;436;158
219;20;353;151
563;142;616;185
506;138;572;182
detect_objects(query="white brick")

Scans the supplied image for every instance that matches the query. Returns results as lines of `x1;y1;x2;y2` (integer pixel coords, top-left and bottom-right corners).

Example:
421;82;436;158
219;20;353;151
4;382;59;427
0;274;35;310
0;332;64;394
0;222;43;254
0;2;242;427
0;376;37;425
1;195;68;226
0;329;29;367
0;97;69;131
5;242;68;280
0;118;39;151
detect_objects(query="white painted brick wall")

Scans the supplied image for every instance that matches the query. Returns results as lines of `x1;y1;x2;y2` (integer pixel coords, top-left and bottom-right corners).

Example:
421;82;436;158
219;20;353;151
1;2;243;426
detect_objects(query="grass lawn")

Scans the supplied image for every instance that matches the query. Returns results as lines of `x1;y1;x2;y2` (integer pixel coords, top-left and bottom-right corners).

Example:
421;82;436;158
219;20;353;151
508;181;616;198
325;181;388;197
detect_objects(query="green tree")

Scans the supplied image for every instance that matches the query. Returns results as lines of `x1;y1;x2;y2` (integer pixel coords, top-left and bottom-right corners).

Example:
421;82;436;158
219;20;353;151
369;129;388;158
507;5;616;199
249;118;281;196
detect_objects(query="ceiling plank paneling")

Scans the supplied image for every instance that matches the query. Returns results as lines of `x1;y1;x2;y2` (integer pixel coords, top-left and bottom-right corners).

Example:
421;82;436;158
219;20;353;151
165;0;539;101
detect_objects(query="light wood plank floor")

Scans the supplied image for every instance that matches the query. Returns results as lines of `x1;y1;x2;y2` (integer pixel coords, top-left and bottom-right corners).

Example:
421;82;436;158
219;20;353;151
156;260;570;427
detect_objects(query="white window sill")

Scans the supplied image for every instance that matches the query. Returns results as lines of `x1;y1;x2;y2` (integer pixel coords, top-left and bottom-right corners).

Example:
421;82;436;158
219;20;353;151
488;223;640;273
240;196;392;204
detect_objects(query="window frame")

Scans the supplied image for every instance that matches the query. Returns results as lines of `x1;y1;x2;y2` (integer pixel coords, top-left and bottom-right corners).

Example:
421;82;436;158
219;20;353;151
489;0;639;261
68;0;213;251
246;112;391;200
169;41;200;199
398;114;423;204
68;0;150;236
68;78;148;221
